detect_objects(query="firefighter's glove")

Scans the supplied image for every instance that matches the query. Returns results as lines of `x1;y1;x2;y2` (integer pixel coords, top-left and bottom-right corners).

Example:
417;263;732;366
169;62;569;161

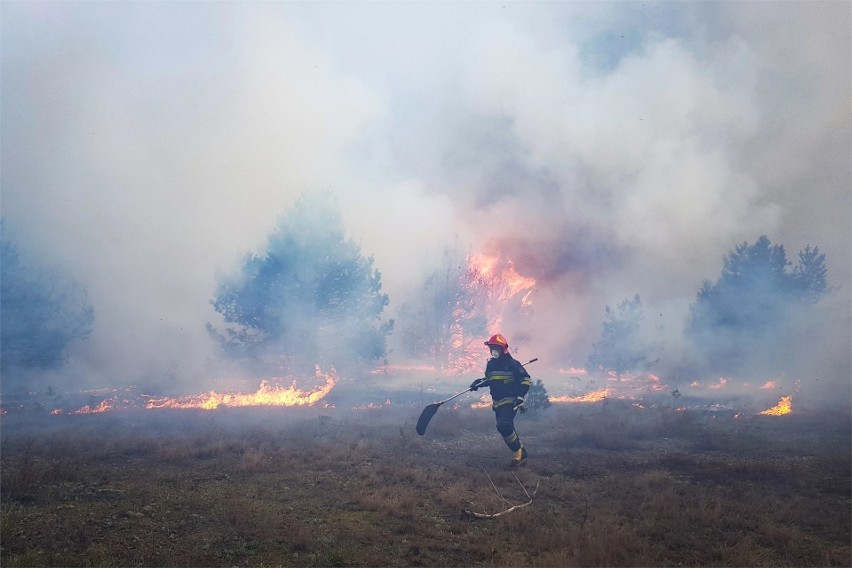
470;378;486;391
514;397;527;414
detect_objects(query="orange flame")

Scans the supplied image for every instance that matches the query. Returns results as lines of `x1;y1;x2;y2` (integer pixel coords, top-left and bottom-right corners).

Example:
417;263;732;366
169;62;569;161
145;367;337;411
690;377;729;389
468;252;536;309
758;395;792;416
550;388;612;403
71;399;115;414
371;364;436;374
441;252;537;374
354;399;391;410
470;395;492;409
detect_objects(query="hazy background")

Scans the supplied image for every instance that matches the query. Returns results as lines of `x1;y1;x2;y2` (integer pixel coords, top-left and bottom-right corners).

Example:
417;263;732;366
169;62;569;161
2;1;849;399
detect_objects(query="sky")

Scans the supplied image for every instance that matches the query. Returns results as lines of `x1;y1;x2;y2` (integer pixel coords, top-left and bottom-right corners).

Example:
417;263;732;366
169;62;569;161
1;1;850;395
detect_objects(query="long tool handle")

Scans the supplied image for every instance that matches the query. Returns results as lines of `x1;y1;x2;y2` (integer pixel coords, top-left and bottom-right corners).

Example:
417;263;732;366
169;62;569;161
513;358;538;410
438;385;481;405
418;358;539;436
441;358;538;405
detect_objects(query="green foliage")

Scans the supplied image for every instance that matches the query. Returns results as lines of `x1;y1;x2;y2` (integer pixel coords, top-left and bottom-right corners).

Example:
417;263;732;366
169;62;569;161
208;194;393;375
792;244;829;303
587;294;651;374
525;379;551;413
395;246;487;372
687;235;830;375
0;225;94;382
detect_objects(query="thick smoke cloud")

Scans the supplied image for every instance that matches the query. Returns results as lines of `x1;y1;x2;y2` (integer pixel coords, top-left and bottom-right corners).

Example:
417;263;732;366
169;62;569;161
1;2;849;400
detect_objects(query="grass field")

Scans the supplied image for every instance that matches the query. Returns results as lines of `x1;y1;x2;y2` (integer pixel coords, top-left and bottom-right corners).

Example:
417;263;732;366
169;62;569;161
1;399;850;567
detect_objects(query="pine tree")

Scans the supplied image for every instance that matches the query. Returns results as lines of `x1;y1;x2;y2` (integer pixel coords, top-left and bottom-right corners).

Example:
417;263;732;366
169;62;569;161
1;225;94;382
208;193;393;376
525;379;552;413
587;294;649;373
687;235;831;376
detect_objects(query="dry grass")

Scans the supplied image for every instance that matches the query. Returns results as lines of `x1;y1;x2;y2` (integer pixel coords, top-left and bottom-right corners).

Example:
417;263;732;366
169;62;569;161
1;402;849;567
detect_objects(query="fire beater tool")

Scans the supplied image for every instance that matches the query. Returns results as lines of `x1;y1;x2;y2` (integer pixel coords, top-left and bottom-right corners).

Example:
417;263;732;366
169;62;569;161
416;358;538;436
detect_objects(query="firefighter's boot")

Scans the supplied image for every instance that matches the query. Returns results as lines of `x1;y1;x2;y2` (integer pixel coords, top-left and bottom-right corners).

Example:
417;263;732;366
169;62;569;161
510;446;528;467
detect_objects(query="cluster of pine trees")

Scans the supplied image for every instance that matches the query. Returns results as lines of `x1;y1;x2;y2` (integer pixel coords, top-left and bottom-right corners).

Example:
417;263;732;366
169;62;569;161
1;194;833;393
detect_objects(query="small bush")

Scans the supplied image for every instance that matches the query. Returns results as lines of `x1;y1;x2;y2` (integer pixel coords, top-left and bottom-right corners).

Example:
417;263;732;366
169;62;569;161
1;450;49;501
525;379;552;414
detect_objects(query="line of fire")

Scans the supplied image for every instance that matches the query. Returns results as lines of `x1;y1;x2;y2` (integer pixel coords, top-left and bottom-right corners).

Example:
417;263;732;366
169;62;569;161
2;251;796;420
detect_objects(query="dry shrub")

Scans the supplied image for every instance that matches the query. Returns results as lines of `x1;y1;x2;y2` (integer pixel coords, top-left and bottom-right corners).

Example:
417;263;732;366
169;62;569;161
220;498;264;538
1;549;51;567
277;517;316;553
634;469;675;489
659;407;700;435
576;511;663;566
1;402;848;567
422;407;482;439
385;487;422;520
543;406;637;450
105;433;160;458
757;515;800;549
570;420;638;450
82;543;115;567
518;506;580;559
348;437;374;459
155;438;196;462
1;449;49;501
389;424;423;458
431;477;477;511
0;502;22;550
691;424;750;452
506;505;664;567
310;545;347;567
238;447;267;472
374;465;426;486
194;435;244;459
150;430;247;462
718;533;777;567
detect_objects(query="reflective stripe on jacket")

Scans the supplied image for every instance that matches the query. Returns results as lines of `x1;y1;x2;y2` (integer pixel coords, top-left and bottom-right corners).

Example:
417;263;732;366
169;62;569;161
484;354;532;410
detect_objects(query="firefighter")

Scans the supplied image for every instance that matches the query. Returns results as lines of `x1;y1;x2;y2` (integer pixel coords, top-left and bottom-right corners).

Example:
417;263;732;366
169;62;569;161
470;334;532;466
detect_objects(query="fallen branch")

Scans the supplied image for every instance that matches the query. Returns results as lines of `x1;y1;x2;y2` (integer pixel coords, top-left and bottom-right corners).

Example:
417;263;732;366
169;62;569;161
464;472;540;518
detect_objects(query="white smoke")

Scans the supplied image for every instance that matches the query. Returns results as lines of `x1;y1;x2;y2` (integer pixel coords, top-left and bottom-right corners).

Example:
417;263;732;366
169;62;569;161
1;2;848;397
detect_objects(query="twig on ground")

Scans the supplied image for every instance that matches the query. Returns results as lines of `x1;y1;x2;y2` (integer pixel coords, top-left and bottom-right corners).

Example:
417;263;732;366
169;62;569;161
484;469;510;504
464;472;540;518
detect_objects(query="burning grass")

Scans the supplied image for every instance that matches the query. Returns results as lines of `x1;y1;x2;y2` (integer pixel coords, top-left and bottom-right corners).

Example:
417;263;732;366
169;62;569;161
1;402;849;567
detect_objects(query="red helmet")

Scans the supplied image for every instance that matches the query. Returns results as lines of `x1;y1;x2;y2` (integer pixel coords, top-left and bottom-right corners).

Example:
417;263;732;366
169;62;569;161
484;334;509;352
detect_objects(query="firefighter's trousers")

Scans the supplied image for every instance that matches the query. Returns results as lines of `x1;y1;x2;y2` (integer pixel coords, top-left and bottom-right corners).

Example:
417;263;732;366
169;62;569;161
494;404;522;452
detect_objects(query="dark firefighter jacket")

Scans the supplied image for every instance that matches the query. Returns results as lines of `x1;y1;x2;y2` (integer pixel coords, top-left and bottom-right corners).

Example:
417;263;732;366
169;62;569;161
483;353;532;410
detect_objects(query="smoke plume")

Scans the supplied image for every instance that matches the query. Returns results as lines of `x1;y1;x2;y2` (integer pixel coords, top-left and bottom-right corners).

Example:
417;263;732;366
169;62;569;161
1;2;849;404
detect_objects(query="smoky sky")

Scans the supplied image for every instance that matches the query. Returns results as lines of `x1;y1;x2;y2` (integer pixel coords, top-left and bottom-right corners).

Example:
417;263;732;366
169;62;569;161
1;1;849;393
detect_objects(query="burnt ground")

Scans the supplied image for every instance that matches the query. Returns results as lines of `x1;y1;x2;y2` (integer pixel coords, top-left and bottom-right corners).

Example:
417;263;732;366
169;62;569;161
1;400;850;567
